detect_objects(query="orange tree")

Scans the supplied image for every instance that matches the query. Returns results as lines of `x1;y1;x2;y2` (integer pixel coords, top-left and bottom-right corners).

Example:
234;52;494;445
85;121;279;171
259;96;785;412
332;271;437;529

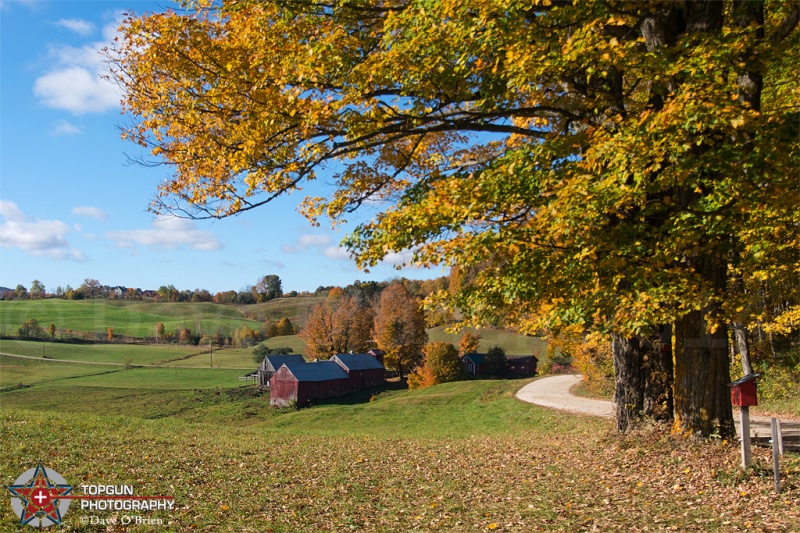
300;293;374;359
110;0;799;437
373;283;428;377
409;342;467;390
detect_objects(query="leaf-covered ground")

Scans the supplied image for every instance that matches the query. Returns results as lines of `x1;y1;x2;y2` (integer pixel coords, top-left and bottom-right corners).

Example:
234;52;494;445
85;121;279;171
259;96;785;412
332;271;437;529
1;380;798;532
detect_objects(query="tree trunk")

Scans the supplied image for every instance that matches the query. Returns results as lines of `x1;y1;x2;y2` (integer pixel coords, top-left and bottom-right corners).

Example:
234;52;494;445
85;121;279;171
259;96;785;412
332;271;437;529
673;260;735;439
732;321;753;376
644;325;674;421
613;328;674;432
612;334;647;432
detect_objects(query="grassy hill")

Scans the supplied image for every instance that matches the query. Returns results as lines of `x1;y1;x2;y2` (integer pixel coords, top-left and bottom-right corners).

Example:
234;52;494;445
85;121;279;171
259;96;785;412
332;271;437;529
0;297;324;338
2;377;798;532
427;326;546;357
1;322;798;531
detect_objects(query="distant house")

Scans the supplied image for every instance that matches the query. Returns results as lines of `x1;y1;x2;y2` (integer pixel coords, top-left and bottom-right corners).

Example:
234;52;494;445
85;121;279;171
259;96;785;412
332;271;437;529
111;286;126;298
257;354;305;387
269;360;351;407
462;353;488;376
462;353;538;377
332;353;385;389
506;355;538;376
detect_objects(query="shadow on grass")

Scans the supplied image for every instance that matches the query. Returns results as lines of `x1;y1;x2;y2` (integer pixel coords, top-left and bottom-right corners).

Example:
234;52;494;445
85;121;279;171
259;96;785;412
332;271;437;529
308;379;409;408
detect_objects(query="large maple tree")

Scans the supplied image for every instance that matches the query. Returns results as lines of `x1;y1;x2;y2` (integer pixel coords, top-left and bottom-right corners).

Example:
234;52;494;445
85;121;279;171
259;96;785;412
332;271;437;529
110;0;799;437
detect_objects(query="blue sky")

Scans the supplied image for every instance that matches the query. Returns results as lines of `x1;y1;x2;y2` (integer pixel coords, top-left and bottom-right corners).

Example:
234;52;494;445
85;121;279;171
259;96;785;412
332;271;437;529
0;0;440;294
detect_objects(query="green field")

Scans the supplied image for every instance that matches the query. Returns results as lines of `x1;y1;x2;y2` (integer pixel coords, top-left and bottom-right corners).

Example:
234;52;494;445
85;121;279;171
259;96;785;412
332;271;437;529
427;326;547;356
0;354;246;390
246;296;326;324
2;379;798;532
0;299;258;338
0;297;326;339
1;304;798;531
0;338;207;365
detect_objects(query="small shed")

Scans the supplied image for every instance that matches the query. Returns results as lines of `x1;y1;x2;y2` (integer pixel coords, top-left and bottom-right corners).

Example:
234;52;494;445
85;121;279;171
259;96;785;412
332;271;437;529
462;353;488;376
506;355;538;376
269;360;350;407
257;354;305;387
332;353;385;389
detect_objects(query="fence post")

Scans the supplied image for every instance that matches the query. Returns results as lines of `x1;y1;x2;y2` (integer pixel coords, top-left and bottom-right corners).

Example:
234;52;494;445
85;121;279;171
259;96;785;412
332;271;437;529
740;406;752;469
776;419;784;456
771;418;781;494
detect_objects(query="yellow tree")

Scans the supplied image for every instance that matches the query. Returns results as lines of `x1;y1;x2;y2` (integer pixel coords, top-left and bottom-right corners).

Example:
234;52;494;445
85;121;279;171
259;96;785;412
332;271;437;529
300;294;374;358
409;342;467;390
111;0;800;437
458;332;481;356
373;283;428;378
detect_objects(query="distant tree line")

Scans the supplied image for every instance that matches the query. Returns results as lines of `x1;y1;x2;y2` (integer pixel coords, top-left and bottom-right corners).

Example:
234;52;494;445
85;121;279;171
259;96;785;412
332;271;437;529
1;275;451;309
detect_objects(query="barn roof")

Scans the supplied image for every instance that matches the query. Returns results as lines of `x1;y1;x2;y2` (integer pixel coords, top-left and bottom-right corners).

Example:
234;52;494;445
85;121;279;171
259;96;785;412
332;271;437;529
507;355;538;363
333;353;385;371
281;360;349;382
463;353;487;365
261;354;305;372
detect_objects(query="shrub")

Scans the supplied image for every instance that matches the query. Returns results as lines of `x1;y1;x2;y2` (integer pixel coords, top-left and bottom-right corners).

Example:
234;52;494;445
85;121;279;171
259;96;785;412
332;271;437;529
571;332;613;394
18;319;44;338
409;342;466;390
252;344;294;364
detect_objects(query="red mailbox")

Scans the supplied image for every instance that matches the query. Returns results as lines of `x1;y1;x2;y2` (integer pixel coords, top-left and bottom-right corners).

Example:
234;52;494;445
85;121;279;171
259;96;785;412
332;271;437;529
728;373;760;407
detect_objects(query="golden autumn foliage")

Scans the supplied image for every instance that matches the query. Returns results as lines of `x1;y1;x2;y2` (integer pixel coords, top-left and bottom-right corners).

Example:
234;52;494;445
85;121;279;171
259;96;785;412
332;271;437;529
110;0;799;436
458;331;481;356
300;294;374;359
547;325;614;395
110;0;799;332
373;283;428;376
409;341;467;390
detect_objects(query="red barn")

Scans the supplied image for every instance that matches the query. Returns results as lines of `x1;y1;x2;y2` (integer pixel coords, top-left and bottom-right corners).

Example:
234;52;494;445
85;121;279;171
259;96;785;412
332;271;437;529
257;354;305;387
506;355;538;376
332;353;385;389
462;353;488;376
269;360;350;407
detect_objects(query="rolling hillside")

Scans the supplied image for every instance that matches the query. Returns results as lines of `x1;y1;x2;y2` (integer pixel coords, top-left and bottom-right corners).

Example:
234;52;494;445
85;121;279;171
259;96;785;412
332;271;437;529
0;297;324;338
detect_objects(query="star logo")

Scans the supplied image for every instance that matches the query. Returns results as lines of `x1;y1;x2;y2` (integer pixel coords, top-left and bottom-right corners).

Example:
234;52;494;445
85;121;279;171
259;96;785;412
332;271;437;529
8;464;73;528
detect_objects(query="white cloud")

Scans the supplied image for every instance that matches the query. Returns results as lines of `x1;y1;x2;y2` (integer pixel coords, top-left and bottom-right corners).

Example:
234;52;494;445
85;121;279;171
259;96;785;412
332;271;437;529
106;218;223;252
33;16;124;115
0;0;39;12
299;234;332;247
101;20;121;43
383;250;417;266
323;246;352;261
55;18;95;36
72;206;108;221
34;66;120;115
51;120;81;135
261;259;286;269
281;233;333;254
0;201;86;261
0;201;24;222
